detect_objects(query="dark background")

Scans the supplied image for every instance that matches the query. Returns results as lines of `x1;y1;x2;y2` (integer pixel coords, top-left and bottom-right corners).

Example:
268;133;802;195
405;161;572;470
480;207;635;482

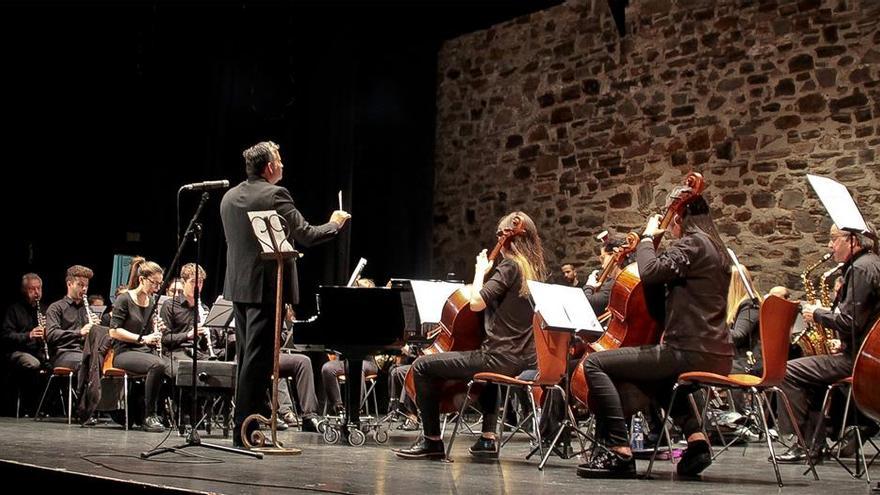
0;1;561;316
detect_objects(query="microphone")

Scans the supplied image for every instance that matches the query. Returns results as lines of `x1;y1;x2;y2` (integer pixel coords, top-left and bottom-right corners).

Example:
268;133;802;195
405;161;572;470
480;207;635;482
180;180;230;191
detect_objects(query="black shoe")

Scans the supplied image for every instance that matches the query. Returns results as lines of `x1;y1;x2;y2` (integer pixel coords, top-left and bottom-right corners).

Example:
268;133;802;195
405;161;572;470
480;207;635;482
301;416;321;433
81;417;99;427
394;437;445;459
143;414;165;433
576;449;636;479
677;440;712;476
469;436;499;458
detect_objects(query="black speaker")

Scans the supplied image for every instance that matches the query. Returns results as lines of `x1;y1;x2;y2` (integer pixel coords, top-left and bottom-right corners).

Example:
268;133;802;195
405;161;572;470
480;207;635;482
175;360;237;389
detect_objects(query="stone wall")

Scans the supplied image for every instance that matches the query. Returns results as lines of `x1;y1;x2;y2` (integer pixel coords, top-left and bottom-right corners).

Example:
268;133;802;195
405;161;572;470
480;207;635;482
432;0;880;294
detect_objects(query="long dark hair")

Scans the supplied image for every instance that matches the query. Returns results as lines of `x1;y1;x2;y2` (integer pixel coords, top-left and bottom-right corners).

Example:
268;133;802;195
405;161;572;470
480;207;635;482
497;211;547;297
678;196;731;267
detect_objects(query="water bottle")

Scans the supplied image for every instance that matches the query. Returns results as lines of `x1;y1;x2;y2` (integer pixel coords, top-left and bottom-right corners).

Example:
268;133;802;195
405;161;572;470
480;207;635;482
631;413;645;451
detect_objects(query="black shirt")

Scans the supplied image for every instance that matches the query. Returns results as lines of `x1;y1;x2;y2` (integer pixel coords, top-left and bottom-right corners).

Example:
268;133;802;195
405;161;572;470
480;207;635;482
0;299;44;356
636;232;733;356
46;296;89;356
815;250;880;359
479;258;537;368
160;296;211;356
110;291;156;355
583;278;614;316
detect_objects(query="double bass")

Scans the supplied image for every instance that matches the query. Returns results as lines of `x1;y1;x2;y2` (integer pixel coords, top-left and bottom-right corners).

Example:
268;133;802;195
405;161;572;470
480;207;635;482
570;172;706;407
404;217;527;413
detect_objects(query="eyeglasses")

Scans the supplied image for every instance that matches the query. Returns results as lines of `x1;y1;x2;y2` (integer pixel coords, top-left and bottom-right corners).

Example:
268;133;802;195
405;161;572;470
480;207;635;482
143;278;163;287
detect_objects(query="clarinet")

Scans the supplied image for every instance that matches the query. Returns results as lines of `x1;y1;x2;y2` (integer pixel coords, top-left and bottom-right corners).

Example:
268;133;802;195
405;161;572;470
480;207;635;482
198;301;217;359
83;295;99;326
34;299;50;362
153;297;164;356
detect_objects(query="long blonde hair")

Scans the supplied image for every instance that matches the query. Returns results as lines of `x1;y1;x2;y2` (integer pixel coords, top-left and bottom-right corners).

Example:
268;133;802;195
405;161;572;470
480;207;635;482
496;211;547;297
726;265;760;325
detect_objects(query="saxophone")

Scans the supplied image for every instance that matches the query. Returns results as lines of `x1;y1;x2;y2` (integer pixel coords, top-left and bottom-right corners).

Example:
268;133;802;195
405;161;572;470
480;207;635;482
796;253;833;356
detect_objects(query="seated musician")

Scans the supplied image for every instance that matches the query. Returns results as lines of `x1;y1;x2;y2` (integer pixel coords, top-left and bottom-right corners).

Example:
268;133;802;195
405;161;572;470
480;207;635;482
728;265;761;376
159;263;213;364
1;273;49;413
395;211;547;459
46;265;102;372
583;232;629;315
578;195;733;479
271;305;320;432
388;347;419;430
774;224;880;463
108;258;174;433
561;263;580;287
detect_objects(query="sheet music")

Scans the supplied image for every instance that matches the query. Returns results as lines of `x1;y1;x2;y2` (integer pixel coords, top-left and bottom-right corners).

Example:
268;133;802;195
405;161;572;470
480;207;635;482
527;281;603;334
347;257;368;287
807;174;870;234
247;210;296;254
409;280;465;324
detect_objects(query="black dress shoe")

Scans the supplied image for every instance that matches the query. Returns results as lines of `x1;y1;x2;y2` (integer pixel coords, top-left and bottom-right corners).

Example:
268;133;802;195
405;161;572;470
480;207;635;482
677;440;712;476
81;417;99;427
394;437;445;459
576;449;636;479
301;416;321;433
469;436;499;458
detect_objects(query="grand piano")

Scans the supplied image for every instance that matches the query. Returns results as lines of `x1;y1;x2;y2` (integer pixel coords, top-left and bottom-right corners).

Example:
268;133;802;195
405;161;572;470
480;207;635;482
291;284;420;435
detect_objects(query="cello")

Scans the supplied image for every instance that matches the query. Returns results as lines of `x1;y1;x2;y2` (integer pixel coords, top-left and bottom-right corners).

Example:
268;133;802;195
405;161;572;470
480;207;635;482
570;172;706;407
852;316;880;423
404;217;526;413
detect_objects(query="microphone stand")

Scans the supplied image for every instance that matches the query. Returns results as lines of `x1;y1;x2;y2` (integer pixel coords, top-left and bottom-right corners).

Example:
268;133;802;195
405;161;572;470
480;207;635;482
141;191;262;460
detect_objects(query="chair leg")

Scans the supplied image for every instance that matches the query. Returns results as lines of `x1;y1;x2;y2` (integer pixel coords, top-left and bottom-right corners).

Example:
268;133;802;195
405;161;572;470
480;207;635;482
123;374;129;431
773;387;820;481
34;375;55;421
754;389;784;487
646;382;680;479
445;381;474;459
67;372;74;425
527;385;543;461
496;385;511;450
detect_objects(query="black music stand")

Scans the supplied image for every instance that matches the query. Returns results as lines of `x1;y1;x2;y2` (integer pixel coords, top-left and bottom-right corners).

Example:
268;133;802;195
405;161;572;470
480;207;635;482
141;191;262;460
239;211;302;455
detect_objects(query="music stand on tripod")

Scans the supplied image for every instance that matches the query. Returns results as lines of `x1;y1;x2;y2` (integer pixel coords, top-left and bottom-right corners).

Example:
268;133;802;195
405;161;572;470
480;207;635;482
238;210;302;455
141;191;263;460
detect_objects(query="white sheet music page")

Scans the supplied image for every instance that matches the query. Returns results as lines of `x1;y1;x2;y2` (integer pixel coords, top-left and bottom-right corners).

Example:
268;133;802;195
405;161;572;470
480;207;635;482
409;280;465;324
247;210;295;254
807;174;869;233
527;281;603;334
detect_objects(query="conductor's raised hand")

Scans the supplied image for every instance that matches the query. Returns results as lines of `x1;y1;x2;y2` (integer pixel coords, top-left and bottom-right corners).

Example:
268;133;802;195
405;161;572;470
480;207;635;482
330;210;351;228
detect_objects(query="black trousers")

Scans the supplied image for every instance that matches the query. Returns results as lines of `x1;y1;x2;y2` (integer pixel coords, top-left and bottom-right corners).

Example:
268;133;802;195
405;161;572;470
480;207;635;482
411;350;527;438
776;353;853;450
113;350;173;416
584;344;731;447
278;353;319;417
321;358;379;410
232;302;275;435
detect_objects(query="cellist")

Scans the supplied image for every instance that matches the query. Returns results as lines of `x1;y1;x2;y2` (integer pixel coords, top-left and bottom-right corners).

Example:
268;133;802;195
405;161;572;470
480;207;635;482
394;211;547;460
577;193;733;479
